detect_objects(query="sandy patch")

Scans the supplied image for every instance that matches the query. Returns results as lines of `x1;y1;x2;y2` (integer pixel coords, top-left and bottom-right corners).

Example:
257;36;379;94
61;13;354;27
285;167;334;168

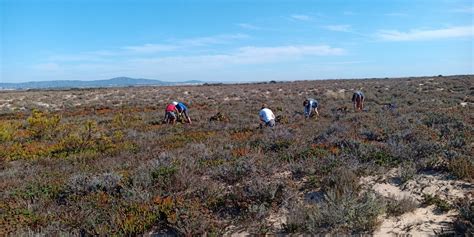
324;89;345;99
362;169;473;236
34;101;51;108
376;206;457;236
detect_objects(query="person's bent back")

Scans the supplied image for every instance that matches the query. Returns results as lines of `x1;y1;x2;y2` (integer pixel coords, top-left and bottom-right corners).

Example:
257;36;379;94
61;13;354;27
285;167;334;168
164;103;178;124
259;105;276;128
352;91;365;111
303;98;319;119
176;102;192;124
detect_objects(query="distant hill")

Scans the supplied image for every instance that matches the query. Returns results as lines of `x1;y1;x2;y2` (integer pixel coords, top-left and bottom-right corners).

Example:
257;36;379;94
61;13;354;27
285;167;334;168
0;77;204;90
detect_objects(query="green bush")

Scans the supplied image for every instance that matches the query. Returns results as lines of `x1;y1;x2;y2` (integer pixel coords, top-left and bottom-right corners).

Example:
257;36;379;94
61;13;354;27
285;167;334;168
26;110;61;140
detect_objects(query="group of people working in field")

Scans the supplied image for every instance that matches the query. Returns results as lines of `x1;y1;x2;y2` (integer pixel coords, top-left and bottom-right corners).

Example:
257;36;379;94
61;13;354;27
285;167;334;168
164;101;192;125
163;91;365;127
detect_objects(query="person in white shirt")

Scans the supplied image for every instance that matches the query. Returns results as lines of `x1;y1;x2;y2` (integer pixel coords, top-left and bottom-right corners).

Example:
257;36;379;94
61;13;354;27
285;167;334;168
259;104;276;128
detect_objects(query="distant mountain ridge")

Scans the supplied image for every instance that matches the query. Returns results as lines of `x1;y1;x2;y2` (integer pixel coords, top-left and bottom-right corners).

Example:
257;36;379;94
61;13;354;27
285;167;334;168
0;77;204;90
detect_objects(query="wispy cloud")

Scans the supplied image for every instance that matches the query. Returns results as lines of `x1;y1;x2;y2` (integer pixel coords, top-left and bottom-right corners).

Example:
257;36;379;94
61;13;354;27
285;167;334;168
375;25;474;41
323;24;352;32
32;63;60;71
384;12;408;17
47;33;249;62
230;45;344;63
178;33;249;46
290;14;312;21
35;44;345;77
122;44;178;53
451;6;474;13
237;23;261;30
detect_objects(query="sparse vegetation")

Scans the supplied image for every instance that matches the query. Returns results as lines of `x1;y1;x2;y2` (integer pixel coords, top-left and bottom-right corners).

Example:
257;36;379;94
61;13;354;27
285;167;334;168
0;75;472;235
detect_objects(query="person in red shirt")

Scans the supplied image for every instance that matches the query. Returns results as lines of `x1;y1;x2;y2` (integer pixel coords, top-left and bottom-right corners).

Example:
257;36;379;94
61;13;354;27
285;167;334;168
164;103;178;124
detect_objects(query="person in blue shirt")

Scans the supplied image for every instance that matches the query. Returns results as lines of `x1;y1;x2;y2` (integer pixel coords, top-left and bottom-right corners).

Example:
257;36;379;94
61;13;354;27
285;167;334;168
352;91;365;111
303;98;319;119
174;101;192;124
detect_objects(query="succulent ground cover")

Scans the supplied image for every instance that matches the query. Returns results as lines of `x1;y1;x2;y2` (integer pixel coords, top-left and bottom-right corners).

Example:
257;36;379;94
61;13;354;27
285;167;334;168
0;75;472;235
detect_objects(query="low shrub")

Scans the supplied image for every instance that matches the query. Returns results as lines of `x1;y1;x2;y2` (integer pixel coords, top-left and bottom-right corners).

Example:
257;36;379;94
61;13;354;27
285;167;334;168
26;110;61;140
452;198;474;235
448;156;474;180
386;195;418;216
422;194;452;212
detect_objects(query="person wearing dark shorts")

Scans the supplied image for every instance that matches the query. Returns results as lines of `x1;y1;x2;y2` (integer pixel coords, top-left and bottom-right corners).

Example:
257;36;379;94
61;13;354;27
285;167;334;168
303;98;319;119
164;103;178;124
352;91;365;111
175;102;192;124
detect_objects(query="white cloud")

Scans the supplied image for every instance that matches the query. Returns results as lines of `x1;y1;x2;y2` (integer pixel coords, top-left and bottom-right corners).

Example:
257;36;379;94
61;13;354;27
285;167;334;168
178;33;249;46
234;45;344;63
36;44;345;80
343;11;356;15
46;33;249;62
237;23;261;30
384;12;408;17
290;14;312;21
130;45;344;67
33;63;60;71
376;26;474;41
323;25;352;32
451;6;474;13
122;44;178;53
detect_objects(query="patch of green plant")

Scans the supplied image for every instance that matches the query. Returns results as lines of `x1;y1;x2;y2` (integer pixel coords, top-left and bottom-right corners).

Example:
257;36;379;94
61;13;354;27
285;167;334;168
151;165;178;188
297;146;330;160
386;196;418;216
361;150;398;167
448;156;474;180
422;194;452;212
0;120;18;142
27;109;61;140
267;139;292;152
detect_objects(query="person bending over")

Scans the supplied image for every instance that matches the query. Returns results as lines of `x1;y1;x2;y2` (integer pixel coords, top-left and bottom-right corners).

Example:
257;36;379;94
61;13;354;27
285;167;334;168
164;103;178;125
259;104;276;128
175;101;192;124
352;91;365;111
303;98;319;119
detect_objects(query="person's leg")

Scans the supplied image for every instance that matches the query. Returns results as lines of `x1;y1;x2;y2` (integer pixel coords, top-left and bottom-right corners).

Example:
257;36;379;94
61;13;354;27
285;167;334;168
183;110;191;123
165;112;170;123
173;113;177;125
171;113;175;125
314;107;319;116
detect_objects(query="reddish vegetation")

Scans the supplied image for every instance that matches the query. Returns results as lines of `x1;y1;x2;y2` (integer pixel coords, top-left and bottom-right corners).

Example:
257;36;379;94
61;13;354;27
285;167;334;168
0;75;472;235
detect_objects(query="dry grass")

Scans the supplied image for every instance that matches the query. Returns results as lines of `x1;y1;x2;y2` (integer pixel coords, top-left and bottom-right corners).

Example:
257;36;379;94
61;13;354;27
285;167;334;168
0;75;473;235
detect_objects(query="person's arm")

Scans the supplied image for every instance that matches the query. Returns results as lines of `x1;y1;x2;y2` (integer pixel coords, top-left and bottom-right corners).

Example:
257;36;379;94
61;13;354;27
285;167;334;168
314;107;319;116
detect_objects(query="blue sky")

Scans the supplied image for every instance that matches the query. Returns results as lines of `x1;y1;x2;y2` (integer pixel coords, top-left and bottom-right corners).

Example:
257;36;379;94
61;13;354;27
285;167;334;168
1;0;473;83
